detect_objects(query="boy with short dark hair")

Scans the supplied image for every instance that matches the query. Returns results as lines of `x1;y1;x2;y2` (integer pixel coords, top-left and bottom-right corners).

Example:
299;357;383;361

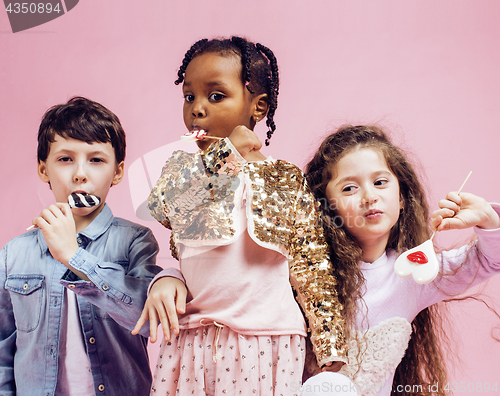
0;97;162;395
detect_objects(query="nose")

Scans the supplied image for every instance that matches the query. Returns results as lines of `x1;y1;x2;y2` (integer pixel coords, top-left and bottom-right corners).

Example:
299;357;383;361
73;162;88;183
191;98;206;118
361;187;378;206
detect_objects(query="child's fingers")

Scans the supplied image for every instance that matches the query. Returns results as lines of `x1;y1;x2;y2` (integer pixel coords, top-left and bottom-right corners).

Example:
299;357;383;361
38;207;58;224
131;306;149;335
445;191;462;206
435;216;468;231
433;208;456;220
148;308;159;343
55;202;73;217
162;301;180;340
437;198;460;214
431;215;443;231
176;285;187;315
32;216;48;230
157;306;173;342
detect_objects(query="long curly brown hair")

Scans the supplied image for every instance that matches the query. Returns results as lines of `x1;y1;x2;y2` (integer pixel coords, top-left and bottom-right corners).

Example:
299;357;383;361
305;125;449;396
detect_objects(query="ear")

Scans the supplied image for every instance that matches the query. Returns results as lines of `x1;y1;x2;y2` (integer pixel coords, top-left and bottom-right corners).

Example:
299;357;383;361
38;161;50;183
112;161;125;186
252;93;269;122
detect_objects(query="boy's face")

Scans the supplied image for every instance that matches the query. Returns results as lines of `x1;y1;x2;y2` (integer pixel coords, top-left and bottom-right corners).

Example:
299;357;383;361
38;135;124;226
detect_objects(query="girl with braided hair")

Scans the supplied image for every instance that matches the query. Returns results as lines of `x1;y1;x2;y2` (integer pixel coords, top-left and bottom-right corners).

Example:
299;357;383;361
132;36;347;395
304;124;500;396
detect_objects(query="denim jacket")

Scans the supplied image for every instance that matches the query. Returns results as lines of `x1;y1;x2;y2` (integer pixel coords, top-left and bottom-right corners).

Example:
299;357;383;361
0;204;161;396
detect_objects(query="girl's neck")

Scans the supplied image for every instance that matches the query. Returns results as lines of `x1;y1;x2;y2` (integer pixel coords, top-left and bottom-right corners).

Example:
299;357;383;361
359;237;389;263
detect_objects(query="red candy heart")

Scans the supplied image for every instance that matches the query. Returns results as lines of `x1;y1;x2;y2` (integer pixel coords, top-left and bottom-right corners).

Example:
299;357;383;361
407;251;428;264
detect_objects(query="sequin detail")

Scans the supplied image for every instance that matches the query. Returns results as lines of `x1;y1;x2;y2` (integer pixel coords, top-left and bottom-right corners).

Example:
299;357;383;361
148;138;347;365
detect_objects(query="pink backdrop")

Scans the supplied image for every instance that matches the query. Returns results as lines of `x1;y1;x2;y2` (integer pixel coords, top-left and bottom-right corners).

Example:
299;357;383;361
1;0;499;389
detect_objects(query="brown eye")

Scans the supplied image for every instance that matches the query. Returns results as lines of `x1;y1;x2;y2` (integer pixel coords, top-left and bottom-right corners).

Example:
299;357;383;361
209;93;224;101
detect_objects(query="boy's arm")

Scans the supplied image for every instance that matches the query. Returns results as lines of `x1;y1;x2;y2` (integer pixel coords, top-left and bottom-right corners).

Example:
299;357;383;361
32;203;90;281
60;226;161;337
0;247;16;394
288;176;348;368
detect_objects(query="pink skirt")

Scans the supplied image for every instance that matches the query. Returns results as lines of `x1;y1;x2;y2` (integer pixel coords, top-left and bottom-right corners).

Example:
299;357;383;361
150;324;305;396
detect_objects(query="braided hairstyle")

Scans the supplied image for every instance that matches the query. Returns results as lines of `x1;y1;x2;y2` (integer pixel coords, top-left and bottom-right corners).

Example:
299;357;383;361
175;36;279;146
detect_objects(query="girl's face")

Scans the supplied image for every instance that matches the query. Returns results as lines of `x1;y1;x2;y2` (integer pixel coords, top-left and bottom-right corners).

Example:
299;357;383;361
325;147;402;256
182;52;258;151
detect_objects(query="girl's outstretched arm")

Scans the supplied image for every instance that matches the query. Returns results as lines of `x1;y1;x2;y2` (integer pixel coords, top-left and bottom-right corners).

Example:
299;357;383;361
432;191;500;231
132;276;187;343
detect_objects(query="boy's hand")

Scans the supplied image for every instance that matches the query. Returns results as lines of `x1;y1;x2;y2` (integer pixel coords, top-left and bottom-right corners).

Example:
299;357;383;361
132;277;187;342
431;191;500;231
228;126;265;161
32;203;79;265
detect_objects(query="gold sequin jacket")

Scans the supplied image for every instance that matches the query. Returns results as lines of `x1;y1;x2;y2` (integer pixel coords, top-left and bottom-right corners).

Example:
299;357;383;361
148;138;347;366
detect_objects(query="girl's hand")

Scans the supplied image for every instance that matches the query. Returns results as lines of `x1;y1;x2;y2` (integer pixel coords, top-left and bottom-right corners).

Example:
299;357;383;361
131;277;187;343
431;192;500;231
228;125;265;161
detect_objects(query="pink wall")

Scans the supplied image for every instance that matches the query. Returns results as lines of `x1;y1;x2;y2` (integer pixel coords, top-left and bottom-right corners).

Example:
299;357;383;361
2;0;499;387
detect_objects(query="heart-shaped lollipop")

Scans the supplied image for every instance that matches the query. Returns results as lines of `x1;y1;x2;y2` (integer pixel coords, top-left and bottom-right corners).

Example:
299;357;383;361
393;171;472;284
394;239;440;284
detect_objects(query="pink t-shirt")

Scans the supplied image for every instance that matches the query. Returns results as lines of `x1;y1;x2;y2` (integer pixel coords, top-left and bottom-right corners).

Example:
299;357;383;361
153;175;307;337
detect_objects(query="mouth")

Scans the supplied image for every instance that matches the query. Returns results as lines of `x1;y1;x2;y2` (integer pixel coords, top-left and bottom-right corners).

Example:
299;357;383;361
191;125;206;133
364;209;383;219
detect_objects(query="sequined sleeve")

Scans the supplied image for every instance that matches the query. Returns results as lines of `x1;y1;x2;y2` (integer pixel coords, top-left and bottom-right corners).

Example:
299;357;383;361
148;139;244;250
147;149;208;258
288;175;347;366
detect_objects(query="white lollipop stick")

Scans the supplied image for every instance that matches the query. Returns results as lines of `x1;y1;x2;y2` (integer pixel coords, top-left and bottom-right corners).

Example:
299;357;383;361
395;171;472;283
430;170;472;241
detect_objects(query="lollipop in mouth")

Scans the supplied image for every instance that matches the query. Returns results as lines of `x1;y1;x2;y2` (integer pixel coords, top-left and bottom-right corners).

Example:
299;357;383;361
181;129;208;142
26;193;101;231
68;192;101;208
181;130;221;142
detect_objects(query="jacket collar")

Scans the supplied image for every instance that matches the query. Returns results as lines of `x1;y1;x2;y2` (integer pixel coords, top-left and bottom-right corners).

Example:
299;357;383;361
38;204;113;254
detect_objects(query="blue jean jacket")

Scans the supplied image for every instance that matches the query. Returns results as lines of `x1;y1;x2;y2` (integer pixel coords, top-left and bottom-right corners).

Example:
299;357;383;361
0;205;161;396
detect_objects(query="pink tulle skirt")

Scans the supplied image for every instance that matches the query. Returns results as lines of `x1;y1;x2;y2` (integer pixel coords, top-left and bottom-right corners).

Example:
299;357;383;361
150;324;305;396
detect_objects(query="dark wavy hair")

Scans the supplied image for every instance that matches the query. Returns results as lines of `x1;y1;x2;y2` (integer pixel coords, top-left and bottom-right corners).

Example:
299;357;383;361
305;125;449;396
37;96;126;164
174;36;279;146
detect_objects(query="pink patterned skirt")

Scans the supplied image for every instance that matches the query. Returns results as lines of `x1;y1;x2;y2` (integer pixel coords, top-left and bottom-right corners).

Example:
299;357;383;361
150;324;305;396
